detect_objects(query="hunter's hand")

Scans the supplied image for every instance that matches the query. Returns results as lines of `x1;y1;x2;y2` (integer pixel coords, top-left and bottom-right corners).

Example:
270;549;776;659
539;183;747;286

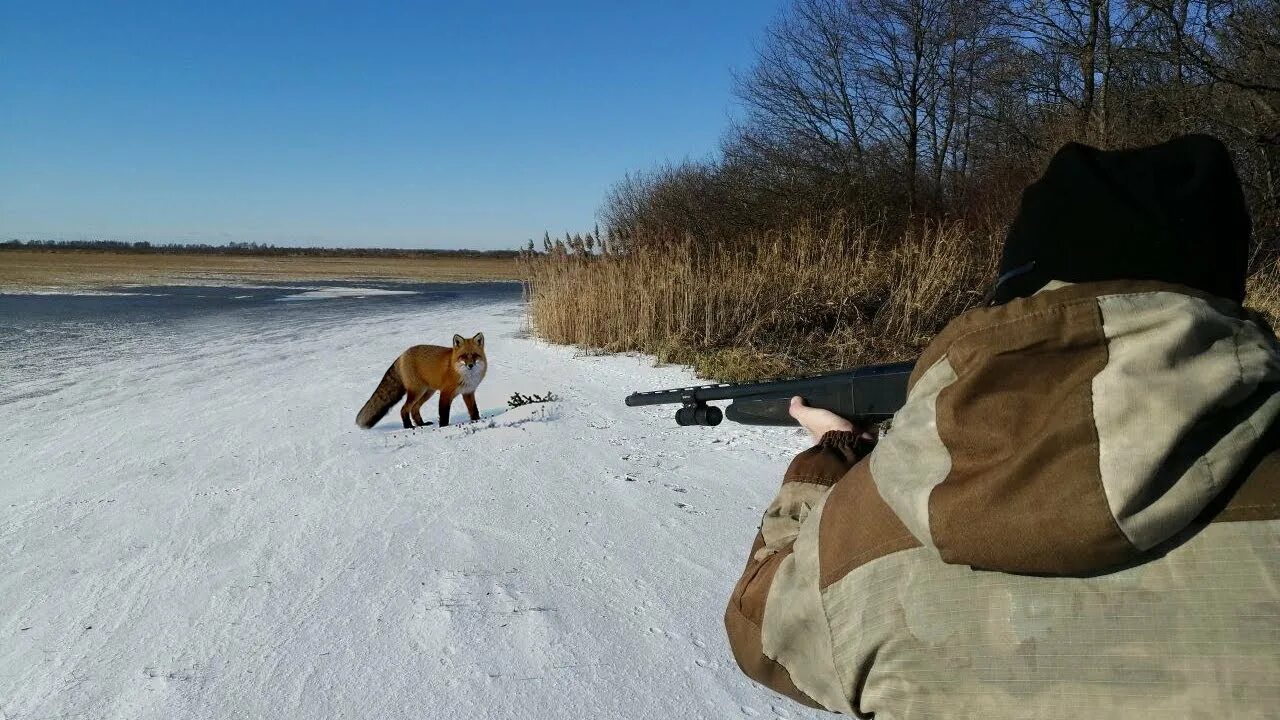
789;396;856;444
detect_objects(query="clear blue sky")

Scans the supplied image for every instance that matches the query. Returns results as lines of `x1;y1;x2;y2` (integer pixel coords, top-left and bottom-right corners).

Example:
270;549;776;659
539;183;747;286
0;1;782;249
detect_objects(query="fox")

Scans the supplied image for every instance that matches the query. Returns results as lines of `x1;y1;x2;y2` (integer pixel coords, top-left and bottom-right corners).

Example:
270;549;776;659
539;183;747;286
355;333;487;430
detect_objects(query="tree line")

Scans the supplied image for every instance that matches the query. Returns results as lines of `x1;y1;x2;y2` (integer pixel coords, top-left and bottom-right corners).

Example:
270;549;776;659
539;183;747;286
2;239;521;259
594;0;1279;258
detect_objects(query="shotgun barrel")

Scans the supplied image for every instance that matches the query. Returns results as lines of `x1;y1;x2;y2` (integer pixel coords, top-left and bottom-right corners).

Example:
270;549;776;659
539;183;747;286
624;360;916;427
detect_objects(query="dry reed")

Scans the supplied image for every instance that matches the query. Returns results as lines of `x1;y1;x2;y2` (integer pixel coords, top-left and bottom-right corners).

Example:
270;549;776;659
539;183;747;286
522;220;1000;380
524;219;1280;382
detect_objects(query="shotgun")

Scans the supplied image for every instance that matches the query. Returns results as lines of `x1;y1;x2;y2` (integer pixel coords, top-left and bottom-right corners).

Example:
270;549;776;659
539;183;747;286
624;360;915;427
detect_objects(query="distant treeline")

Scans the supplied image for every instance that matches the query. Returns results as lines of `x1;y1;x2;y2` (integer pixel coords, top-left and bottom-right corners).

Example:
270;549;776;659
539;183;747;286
1;239;520;259
586;0;1279;255
523;0;1280;381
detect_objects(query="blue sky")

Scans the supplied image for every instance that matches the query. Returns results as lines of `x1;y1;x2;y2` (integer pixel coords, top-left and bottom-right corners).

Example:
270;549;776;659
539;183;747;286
0;1;782;249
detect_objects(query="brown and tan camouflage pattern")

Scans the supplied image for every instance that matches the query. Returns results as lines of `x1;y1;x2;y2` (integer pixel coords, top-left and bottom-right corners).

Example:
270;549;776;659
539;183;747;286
726;281;1280;717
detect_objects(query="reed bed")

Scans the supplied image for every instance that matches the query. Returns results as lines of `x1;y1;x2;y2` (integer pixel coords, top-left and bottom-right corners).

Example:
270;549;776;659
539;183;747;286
522;220;1000;380
523;218;1280;381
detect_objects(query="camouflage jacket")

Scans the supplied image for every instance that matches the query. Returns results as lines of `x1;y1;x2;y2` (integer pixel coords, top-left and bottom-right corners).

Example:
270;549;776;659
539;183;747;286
726;280;1280;718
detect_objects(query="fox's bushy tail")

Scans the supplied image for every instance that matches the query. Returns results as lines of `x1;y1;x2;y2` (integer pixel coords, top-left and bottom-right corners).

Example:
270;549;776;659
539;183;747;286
356;363;405;428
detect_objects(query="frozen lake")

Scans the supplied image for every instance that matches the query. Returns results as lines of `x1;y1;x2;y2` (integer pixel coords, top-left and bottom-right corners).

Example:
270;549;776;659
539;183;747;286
0;284;820;719
0;281;521;404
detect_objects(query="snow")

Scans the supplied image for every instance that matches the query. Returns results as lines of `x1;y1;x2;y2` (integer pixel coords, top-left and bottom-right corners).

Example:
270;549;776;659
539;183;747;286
1;296;824;720
276;287;420;301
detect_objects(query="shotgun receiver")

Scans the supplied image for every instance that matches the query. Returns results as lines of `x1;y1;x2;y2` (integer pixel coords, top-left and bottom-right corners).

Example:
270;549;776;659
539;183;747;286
624;360;915;427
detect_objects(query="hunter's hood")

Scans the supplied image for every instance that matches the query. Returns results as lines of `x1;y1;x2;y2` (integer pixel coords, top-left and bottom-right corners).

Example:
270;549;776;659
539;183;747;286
869;280;1280;575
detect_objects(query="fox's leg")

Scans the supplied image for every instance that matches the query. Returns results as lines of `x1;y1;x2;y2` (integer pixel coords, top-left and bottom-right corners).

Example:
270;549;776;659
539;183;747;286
401;389;419;429
409;389;435;427
463;393;480;422
437;390;454;427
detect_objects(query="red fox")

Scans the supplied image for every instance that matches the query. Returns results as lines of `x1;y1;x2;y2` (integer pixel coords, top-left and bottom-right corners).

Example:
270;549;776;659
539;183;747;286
355;333;487;429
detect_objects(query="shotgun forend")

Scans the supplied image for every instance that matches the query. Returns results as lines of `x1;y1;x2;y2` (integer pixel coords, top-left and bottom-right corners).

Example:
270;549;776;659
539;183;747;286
624;360;916;427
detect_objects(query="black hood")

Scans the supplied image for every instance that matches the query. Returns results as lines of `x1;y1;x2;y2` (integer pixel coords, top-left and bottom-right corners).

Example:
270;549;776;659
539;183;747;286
991;134;1251;305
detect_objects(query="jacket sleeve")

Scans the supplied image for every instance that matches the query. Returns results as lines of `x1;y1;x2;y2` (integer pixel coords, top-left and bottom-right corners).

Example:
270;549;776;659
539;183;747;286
724;430;873;709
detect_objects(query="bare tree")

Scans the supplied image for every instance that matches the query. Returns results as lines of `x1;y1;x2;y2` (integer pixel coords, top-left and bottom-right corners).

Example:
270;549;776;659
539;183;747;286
734;0;875;206
592;0;1277;255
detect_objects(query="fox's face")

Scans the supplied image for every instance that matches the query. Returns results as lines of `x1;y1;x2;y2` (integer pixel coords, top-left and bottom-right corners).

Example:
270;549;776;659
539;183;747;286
452;332;486;373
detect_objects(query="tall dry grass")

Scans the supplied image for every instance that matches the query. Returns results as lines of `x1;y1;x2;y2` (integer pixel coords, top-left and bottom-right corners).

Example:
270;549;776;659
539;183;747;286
524;218;1280;382
1247;265;1280;328
522;220;1001;380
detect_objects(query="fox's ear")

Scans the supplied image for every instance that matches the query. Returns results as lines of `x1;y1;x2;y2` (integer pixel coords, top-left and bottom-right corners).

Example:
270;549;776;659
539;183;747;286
473;332;484;348
453;334;464;348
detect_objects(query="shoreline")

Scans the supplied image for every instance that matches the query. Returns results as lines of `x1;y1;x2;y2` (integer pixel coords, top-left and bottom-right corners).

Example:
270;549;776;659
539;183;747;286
0;248;523;293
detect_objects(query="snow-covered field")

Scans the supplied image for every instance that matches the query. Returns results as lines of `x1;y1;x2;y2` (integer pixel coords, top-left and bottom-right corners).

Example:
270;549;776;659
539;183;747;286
1;289;823;719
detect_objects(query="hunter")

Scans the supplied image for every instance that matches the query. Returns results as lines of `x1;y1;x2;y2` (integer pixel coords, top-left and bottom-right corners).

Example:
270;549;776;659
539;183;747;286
726;134;1280;717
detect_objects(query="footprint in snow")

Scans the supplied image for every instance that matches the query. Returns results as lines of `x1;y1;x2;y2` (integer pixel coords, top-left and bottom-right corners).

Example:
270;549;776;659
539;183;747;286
409;568;556;673
142;666;199;683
